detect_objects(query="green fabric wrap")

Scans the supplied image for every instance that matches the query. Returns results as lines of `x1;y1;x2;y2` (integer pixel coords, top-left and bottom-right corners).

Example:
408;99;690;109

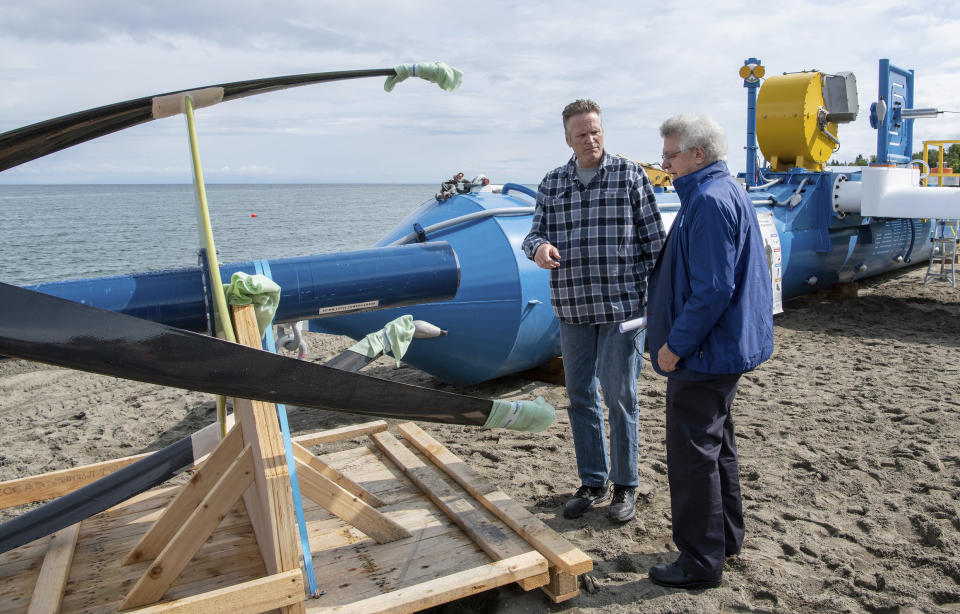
384;62;463;92
483;397;555;432
222;272;281;338
348;315;416;366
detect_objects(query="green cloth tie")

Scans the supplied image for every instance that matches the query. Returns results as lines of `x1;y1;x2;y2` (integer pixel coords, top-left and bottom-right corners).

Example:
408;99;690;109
484;397;555;432
384;62;463;92
347;315;416;366
222;272;281;338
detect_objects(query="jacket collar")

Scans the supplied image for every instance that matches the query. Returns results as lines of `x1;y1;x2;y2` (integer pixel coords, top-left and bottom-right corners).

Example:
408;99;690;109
672;160;731;201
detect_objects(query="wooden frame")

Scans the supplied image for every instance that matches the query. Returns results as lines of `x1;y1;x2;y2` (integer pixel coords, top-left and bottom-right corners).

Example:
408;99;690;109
0;306;591;612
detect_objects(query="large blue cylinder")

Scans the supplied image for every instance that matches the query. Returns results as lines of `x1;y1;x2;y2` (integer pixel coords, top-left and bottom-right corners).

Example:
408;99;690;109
311;190;557;385
27;242;460;332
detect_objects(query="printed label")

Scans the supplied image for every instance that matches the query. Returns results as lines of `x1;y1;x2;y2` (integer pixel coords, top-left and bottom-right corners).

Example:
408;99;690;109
317;300;380;315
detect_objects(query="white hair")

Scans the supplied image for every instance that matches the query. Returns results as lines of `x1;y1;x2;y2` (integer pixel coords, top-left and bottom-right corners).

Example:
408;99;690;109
659;113;727;164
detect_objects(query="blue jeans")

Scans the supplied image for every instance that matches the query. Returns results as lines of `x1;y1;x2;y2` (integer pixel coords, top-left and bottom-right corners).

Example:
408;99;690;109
559;321;643;488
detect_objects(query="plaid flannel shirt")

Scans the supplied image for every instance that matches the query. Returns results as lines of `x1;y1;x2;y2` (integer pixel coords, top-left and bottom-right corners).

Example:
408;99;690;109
522;152;665;325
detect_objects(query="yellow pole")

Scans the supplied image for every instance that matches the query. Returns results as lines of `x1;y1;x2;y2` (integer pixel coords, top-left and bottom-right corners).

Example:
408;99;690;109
184;95;235;437
939;145;945;187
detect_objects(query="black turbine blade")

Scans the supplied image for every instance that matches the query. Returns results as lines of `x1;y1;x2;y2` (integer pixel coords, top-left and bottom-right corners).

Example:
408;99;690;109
0;68;396;172
0;311;405;556
0;282;490;425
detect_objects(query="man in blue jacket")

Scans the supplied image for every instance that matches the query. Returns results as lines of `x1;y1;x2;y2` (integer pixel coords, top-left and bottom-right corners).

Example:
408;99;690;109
646;113;774;589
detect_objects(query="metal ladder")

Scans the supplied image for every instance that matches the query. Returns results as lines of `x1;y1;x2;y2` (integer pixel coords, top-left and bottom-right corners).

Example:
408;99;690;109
924;220;958;287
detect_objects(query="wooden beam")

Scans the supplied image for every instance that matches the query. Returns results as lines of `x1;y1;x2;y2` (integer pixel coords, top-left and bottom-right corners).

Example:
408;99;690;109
308;551;546;614
231;306;304;590
121;569;303;614
235;397;280;573
294;458;410;544
291;421;388;447
123;423;245;565
397;422;593;576
25;522;80;614
516;356;565;386
371;432;548;591
0;413;237;511
291;441;384;507
542;567;580;602
0;454;150;509
120;445;256;610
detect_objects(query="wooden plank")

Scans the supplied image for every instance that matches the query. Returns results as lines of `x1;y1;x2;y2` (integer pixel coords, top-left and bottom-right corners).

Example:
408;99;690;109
0;413;244;512
306;506;457;558
371;432;547;591
292;421;388;447
231;305;303;597
0;454;150;509
0;423;380;515
542;568;580;602
26;522;80;614
122;569;303;614
120;445;256;610
294;459;410;544
307;522;491;604
315;446;411;505
517;356;565;386
124;423;245;565
306;551;547;614
398;422;593;576
292;442;384;507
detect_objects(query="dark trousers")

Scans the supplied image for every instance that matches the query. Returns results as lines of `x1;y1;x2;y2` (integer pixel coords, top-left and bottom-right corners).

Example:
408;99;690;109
665;374;743;578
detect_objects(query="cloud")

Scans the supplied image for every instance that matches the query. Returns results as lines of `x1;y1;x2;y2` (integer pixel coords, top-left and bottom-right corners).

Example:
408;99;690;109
1;2;959;183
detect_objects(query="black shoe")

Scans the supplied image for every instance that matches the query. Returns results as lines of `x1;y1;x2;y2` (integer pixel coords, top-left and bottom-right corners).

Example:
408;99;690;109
563;484;609;518
648;562;721;590
608;485;637;522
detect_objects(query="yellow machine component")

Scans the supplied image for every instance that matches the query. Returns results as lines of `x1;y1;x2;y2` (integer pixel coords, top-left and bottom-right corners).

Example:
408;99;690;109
641;163;672;187
740;63;765;80
615;154;672;187
756;72;839;172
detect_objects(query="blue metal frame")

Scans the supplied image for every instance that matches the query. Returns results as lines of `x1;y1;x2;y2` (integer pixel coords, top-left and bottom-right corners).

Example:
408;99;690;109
743;57;762;187
874;59;915;163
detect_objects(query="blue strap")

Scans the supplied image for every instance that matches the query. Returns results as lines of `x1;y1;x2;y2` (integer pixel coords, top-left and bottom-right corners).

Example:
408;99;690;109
254;259;321;598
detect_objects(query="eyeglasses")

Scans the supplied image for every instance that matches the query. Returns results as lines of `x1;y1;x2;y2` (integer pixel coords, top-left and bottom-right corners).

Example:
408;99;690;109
661;149;686;163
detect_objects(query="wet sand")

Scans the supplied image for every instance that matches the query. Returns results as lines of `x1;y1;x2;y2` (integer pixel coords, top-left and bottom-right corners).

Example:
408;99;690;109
1;264;958;613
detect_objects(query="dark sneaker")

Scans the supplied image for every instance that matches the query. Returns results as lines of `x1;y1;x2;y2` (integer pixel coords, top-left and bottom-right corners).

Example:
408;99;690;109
649;561;721;589
608;485;637;522
563;484;609;518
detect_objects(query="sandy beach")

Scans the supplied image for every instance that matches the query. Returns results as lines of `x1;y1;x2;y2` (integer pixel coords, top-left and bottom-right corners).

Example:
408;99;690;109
1;263;958;613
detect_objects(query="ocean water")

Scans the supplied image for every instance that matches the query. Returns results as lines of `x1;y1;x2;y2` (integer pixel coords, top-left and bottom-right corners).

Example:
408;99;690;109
0;184;437;286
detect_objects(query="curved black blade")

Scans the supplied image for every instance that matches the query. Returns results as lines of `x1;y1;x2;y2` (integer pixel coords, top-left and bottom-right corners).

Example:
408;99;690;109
323;349;378;371
0;67;395;172
0;437;193;555
0;282;490;426
0;329;391;556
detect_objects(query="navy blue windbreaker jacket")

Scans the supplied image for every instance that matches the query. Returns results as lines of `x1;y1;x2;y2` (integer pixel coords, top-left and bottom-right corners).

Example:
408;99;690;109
646;160;773;379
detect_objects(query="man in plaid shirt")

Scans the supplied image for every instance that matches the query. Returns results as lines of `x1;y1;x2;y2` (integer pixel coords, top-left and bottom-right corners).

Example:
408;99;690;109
522;99;665;522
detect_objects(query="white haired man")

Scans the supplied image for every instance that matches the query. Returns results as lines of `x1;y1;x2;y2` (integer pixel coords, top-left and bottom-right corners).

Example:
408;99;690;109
522;99;665;523
646;113;774;588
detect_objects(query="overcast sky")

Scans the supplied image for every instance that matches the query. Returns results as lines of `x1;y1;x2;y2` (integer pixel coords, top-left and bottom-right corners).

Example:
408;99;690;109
2;1;959;184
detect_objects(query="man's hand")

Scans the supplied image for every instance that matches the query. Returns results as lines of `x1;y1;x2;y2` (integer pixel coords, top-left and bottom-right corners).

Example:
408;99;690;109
657;343;680;372
534;243;561;269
